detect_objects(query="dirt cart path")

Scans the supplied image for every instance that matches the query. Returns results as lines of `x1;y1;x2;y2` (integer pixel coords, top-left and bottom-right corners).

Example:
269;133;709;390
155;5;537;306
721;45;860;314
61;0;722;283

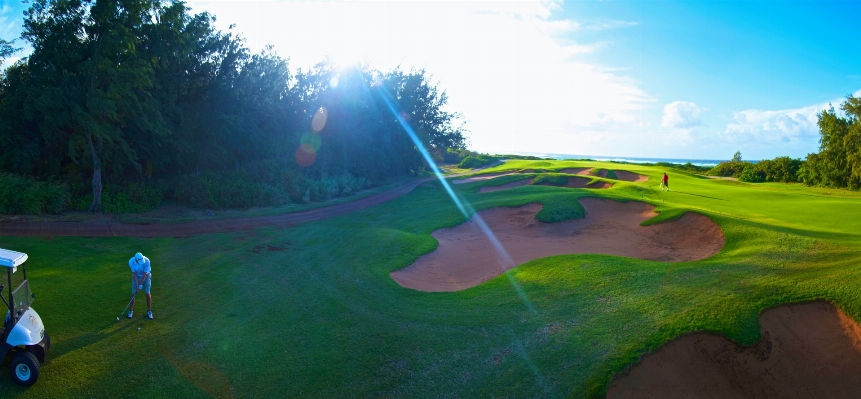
0;177;436;238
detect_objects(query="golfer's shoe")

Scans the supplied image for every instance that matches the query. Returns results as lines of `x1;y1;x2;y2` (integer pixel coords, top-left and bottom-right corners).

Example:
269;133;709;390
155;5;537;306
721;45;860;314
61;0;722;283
146;310;153;320
127;310;133;318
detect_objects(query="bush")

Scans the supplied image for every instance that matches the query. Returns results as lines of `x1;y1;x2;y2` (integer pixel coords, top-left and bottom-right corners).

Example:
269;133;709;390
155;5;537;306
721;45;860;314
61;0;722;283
458;154;499;169
165;159;371;209
104;183;164;214
707;161;752;177
0;172;70;214
710;156;804;184
650;162;711;174
738;165;765;182
752;157;803;183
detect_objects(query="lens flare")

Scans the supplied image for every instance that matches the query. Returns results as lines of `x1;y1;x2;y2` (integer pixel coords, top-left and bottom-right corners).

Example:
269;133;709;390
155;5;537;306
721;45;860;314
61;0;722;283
301;131;322;151
329;76;339;88
312;107;328;132
295;144;316;167
375;85;537;316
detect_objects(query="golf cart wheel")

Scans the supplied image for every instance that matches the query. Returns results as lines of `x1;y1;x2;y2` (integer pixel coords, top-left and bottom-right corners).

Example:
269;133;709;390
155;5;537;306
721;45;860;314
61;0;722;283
10;351;40;387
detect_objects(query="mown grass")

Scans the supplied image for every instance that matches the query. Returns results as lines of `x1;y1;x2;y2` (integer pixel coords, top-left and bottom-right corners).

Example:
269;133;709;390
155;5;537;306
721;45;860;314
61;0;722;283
2;160;861;397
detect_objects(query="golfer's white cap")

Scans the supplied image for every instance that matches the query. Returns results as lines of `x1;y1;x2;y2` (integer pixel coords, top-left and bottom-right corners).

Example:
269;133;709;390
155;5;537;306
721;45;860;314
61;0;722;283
135;252;144;261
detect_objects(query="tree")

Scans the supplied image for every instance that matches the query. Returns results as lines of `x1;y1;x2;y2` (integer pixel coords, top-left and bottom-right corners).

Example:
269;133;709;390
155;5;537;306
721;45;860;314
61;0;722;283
799;96;861;189
0;39;20;68
23;0;166;211
731;151;742;162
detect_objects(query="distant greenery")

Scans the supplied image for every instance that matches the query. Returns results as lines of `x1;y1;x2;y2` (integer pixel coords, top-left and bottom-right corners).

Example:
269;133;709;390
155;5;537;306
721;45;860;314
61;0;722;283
0;1;466;213
648;162;711;174
707;153;804;183
456;153;500;169
799;96;861;189
498;154;553;160
0;172;70;214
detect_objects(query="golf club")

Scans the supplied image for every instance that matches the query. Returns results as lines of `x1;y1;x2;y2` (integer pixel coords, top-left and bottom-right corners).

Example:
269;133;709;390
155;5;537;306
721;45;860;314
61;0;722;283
116;292;137;321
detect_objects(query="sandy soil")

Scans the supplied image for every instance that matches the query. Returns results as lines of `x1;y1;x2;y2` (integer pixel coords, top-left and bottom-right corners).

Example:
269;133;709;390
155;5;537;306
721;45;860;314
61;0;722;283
559;168;592;175
607;301;861;399
596;169;649;182
390;198;724;292
479;177;611;193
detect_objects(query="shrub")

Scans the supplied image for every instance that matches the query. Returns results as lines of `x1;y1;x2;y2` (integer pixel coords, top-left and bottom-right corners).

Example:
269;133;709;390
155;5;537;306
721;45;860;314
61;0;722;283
104;183;164;214
650;162;711;174
707;161;752;177
738;165;765;182
164;159;371;208
752;157;803;183
458;154;499;169
0;172;70;214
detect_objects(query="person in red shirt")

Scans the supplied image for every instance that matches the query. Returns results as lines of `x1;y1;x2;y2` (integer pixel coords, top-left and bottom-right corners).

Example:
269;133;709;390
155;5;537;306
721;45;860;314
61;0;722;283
661;173;669;191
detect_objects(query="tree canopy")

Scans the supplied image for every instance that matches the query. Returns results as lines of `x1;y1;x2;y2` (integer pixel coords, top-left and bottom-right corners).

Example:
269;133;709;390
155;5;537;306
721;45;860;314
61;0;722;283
0;0;467;211
800;96;861;189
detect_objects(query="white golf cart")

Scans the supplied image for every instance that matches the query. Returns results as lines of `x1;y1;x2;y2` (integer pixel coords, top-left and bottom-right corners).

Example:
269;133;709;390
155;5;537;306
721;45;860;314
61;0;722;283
0;248;49;387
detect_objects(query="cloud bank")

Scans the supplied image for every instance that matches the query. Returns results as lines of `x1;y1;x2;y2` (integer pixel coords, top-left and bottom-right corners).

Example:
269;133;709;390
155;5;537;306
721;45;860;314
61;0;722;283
721;90;861;155
661;101;703;129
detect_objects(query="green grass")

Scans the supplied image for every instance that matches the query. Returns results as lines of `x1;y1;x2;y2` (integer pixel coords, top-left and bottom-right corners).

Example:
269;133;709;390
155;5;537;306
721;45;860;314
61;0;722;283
532;173;570;186
3;160;861;397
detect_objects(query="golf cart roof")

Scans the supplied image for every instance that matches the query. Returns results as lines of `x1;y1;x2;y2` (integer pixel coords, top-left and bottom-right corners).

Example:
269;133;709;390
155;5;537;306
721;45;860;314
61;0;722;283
0;248;28;268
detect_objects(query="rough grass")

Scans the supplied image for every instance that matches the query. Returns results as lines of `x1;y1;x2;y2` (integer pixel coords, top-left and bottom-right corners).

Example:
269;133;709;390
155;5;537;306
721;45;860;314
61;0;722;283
3;160;861;397
532;173;570;186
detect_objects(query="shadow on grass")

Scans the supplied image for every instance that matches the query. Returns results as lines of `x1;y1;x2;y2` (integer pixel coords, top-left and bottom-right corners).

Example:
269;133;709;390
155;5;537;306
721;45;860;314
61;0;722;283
0;321;139;396
671;190;727;201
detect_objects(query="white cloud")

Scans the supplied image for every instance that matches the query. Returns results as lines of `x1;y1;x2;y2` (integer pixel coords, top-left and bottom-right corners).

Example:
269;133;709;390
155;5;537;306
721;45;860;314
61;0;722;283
722;89;861;146
185;0;654;155
0;5;17;39
661;101;703;128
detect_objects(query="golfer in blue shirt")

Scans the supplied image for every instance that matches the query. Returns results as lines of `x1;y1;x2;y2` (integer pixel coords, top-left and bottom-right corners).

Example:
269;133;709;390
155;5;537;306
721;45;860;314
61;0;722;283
128;252;153;319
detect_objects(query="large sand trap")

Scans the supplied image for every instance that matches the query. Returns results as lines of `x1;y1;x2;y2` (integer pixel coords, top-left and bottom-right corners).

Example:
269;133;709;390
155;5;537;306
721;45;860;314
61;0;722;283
607;301;861;399
452;172;516;184
559;168;592;175
596;169;649;182
478;177;611;193
390;198;724;292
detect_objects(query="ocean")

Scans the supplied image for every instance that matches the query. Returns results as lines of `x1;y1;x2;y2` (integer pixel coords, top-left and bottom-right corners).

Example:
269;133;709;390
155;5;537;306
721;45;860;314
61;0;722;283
511;153;726;167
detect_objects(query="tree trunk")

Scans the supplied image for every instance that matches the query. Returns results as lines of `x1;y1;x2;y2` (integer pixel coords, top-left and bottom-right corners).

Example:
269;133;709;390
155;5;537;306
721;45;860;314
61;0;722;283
87;132;104;213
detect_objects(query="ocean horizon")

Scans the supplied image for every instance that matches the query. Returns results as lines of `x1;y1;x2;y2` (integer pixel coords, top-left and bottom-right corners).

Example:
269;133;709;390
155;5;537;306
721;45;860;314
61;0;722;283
507;152;729;167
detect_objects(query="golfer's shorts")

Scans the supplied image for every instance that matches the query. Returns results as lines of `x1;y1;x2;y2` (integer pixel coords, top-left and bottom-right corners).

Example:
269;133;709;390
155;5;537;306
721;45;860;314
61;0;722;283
132;276;151;295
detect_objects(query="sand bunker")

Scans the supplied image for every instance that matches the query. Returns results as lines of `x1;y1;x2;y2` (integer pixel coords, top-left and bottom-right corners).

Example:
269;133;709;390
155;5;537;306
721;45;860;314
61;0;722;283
607;301;861;399
479;177;611;193
452;172;516;185
559;168;592;175
595;169;649;183
390;198;724;292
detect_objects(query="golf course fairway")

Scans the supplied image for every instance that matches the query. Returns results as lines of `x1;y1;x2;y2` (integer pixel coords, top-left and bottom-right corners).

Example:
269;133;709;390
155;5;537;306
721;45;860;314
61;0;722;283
3;159;861;398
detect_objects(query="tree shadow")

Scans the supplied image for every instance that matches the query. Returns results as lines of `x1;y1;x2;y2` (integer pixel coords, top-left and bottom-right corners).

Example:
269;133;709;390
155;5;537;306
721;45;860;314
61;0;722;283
672;190;727;201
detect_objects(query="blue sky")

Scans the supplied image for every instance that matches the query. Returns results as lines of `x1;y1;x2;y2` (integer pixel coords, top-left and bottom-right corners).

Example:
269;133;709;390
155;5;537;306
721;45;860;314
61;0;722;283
2;1;860;161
